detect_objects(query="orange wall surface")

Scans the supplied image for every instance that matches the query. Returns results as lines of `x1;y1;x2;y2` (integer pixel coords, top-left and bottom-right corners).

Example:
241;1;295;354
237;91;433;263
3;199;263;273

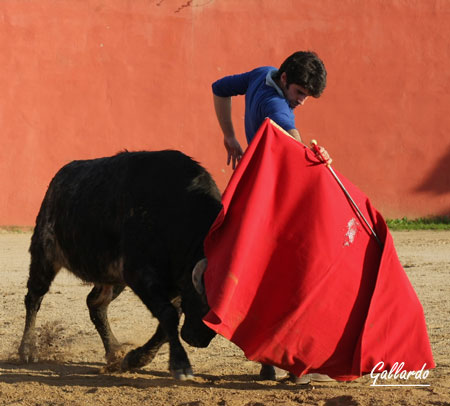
1;0;449;226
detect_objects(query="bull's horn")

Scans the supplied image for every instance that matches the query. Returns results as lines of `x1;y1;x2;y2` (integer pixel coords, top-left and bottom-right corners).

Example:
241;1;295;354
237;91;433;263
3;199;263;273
192;258;207;295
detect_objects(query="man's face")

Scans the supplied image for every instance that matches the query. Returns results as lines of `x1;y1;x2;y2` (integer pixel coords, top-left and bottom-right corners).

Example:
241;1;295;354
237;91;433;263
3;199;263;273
280;72;310;109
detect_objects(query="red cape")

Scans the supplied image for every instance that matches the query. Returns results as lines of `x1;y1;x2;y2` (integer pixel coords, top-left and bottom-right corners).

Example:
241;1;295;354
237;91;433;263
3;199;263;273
203;119;434;380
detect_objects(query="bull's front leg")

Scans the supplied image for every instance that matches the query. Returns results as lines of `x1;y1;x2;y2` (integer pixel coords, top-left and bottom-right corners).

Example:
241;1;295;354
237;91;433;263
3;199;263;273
120;322;168;370
157;304;194;380
120;297;181;371
124;270;194;380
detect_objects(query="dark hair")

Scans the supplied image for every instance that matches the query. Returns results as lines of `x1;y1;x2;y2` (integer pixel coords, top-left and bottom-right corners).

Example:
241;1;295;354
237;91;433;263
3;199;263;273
273;51;327;98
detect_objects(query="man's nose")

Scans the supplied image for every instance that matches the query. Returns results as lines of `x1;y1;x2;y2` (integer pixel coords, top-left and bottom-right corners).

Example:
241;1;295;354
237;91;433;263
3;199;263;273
298;95;308;105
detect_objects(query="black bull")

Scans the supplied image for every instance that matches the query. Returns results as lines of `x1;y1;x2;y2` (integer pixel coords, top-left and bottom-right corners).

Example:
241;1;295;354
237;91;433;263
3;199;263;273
18;150;222;380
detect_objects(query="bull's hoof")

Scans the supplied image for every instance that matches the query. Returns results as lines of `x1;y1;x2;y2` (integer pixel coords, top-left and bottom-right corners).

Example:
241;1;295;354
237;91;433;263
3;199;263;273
105;344;132;364
19;352;39;364
18;343;38;364
120;348;148;371
170;367;194;381
98;360;122;374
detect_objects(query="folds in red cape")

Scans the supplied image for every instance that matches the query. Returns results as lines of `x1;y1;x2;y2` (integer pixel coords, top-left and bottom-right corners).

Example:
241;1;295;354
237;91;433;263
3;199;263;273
203;119;434;380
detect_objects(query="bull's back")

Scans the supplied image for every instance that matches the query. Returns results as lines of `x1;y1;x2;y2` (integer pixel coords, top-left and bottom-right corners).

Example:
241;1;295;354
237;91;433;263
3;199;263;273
32;150;222;283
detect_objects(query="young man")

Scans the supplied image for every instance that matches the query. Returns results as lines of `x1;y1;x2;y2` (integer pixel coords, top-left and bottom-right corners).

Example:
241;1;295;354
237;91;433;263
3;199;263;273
212;51;330;169
211;51;333;383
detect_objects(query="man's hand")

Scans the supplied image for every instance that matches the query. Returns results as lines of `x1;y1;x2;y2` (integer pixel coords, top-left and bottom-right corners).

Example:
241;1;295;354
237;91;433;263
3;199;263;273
310;140;332;165
224;136;244;170
316;146;332;165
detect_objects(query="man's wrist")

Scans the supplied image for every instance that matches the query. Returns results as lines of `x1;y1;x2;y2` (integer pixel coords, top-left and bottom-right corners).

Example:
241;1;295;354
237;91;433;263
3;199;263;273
224;133;236;142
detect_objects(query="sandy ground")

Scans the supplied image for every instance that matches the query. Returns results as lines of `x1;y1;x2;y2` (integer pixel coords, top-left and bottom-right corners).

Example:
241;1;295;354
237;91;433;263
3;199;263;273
0;230;449;406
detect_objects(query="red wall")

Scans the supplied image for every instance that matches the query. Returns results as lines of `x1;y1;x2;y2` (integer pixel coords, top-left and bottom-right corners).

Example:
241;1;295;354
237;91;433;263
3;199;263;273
1;0;449;226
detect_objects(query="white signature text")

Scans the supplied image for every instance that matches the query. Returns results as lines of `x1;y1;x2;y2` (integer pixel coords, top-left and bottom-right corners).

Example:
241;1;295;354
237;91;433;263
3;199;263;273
370;361;430;387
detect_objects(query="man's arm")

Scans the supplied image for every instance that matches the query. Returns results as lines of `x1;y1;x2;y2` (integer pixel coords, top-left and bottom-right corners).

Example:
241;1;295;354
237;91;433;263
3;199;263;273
287;128;302;143
213;94;243;169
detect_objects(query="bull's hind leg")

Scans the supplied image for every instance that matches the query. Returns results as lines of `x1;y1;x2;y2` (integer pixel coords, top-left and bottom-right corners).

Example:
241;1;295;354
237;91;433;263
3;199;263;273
19;246;60;363
86;284;125;363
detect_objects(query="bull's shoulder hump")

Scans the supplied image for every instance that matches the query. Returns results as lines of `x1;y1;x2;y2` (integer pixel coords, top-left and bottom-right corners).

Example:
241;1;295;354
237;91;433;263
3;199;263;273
120;150;202;170
50;150;209;187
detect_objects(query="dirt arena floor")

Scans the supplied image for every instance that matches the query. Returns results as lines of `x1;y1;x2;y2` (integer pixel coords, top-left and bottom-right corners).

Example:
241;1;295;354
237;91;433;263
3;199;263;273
0;230;449;406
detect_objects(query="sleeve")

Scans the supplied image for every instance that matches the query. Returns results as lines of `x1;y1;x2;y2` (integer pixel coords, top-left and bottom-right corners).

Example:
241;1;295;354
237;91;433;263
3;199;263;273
261;98;296;132
212;71;252;97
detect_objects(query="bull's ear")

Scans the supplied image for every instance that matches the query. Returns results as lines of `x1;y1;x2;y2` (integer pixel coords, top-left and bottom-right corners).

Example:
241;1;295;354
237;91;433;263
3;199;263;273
192;258;207;295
